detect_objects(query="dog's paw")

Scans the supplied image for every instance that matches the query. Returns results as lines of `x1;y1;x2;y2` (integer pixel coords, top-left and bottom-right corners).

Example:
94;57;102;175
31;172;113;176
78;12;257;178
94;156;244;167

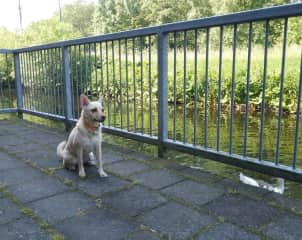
79;169;86;178
99;169;108;178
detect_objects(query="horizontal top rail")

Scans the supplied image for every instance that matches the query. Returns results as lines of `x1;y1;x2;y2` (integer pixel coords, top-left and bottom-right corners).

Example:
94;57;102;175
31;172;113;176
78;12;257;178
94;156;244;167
5;3;302;53
0;49;14;54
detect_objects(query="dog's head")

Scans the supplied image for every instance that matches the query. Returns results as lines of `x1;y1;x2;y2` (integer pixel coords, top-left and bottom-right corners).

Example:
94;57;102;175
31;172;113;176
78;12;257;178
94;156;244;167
80;94;106;124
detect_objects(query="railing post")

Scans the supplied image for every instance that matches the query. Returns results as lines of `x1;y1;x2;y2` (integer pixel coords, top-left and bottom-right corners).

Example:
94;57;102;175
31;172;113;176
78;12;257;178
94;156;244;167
14;52;23;119
157;31;168;158
62;46;73;131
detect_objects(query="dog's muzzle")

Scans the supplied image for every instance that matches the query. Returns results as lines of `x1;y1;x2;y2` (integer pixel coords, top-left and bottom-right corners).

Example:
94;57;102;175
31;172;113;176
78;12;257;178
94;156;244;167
96;116;106;123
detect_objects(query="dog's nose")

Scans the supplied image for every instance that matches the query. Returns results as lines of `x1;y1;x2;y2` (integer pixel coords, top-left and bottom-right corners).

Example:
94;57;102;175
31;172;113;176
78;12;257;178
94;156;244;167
100;116;106;123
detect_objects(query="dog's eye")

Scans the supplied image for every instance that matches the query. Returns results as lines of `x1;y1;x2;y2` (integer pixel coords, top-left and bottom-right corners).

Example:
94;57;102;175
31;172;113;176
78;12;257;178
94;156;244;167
101;108;104;113
91;108;97;113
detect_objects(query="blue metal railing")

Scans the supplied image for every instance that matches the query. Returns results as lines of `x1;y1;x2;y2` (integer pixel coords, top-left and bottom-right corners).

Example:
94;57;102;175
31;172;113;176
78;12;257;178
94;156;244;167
1;3;302;181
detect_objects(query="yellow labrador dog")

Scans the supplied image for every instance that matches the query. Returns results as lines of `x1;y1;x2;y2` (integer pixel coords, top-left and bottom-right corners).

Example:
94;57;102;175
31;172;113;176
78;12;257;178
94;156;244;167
57;94;108;178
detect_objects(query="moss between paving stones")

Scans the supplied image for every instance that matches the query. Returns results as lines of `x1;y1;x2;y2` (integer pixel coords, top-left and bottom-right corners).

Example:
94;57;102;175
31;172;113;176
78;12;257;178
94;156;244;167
0;186;65;240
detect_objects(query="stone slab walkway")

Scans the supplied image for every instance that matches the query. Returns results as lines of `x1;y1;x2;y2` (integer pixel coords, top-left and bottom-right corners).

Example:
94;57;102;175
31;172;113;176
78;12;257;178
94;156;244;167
1;119;302;240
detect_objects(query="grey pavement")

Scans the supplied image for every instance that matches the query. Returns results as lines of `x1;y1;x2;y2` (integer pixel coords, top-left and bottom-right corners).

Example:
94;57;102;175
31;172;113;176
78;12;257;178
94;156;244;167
0;119;302;240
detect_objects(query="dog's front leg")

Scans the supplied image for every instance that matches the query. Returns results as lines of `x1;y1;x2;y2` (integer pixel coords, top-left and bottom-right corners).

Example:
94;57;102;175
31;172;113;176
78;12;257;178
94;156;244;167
95;143;107;177
77;148;86;178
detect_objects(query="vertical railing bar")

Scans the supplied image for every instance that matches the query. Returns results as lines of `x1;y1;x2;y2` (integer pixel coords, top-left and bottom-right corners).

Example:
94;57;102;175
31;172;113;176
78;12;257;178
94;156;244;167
34;51;41;112
45;50;51;113
24;52;29;110
275;17;288;165
30;51;36;111
79;45;83;95
51;48;57;114
133;37;137;132
217;26;223;151
61;48;65;116
55;48;61;115
29;51;34;110
41;50;46;112
37;50;44;113
74;46;79;118
259;20;269;161
229;24;237;154
204;28;210;148
100;42;104;96
26;52;31;110
69;47;75;118
19;53;26;110
88;43;93;95
94;42;98;97
5;54;12;108
125;38;130;131
173;32;177;141
193;29;198;145
158;31;168;157
48;49;53;113
293;49;302;169
22;52;27;110
140;36;144;133
36;50;42;111
62;46;72;130
105;41;110;127
118;39;123;129
112;40;116;127
243;22;253;157
148;35;152;136
36;50;42;112
183;30;187;144
84;44;88;95
77;45;81;116
0;55;3;108
14;52;23;118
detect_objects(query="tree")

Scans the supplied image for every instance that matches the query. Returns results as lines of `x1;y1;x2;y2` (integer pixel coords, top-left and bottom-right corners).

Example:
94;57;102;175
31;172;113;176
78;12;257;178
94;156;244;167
57;0;96;37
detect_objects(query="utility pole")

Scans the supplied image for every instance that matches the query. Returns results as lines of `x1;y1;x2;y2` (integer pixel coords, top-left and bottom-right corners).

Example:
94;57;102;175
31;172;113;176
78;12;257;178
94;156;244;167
18;0;23;31
58;0;62;22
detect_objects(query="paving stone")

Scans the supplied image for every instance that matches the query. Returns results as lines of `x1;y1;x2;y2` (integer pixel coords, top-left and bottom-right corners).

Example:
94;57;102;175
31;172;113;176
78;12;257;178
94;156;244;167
28;191;95;224
9;177;68;203
75;175;129;197
56;208;136;240
105;160;149;176
126;231;160;240
17;150;61;169
0;198;22;224
219;178;268;198
262;214;302;240
205;194;280;229
103;185;167;217
196;223;261;240
3;143;43;155
0;167;45;186
179;167;222;183
139;202;215;240
129;169;184;190
0;153;27;170
23;132;63;145
0;217;50;240
264;192;302;213
0;135;28;147
54;168;80;182
162;180;224;206
102;152;125;165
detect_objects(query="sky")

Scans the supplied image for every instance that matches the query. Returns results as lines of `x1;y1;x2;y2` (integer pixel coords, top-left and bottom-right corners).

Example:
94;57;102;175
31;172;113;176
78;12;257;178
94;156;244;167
0;0;95;31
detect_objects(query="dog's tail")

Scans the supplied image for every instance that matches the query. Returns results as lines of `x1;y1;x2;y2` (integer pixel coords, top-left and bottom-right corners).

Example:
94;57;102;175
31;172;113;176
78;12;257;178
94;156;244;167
57;141;66;160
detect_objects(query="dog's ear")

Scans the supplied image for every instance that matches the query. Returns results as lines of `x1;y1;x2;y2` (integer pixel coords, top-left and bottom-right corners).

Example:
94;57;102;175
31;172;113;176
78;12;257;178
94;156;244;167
80;94;90;108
